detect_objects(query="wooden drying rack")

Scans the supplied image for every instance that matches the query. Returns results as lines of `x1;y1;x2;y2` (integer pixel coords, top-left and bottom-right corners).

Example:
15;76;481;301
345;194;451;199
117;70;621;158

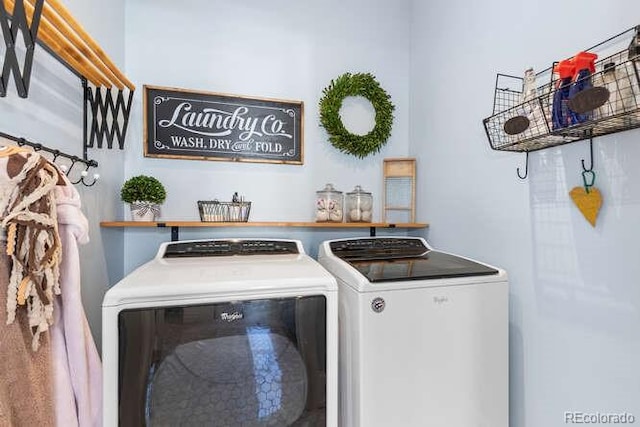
0;0;135;158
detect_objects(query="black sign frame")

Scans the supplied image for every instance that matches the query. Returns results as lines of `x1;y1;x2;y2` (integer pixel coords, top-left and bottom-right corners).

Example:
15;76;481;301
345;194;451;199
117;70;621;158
143;85;304;165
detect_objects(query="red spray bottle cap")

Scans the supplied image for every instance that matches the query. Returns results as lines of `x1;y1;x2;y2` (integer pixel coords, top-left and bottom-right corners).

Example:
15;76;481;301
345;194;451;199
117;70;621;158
553;59;575;79
572;51;598;74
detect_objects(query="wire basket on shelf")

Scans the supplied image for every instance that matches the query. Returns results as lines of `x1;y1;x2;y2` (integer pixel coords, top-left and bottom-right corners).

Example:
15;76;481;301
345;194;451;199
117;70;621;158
483;26;640;153
198;200;251;222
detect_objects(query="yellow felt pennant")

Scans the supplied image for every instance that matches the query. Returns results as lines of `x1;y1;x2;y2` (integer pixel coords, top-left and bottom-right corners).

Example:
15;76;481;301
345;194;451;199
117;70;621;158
569;186;603;227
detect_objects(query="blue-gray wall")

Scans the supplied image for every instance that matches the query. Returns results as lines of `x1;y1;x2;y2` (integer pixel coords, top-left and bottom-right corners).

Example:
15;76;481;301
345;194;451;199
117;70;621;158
410;1;640;425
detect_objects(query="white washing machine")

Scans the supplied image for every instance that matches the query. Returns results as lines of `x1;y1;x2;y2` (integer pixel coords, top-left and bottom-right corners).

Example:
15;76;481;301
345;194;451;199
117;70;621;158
318;237;508;427
103;239;338;427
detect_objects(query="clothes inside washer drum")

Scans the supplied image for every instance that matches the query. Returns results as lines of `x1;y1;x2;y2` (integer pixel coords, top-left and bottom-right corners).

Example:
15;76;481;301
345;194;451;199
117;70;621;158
148;332;308;426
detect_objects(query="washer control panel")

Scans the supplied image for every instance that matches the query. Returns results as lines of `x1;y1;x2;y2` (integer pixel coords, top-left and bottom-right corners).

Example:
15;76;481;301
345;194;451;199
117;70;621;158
163;240;300;258
329;238;429;261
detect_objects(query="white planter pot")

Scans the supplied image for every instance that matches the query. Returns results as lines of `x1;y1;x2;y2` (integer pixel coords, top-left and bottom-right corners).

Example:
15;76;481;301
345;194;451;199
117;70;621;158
130;201;161;222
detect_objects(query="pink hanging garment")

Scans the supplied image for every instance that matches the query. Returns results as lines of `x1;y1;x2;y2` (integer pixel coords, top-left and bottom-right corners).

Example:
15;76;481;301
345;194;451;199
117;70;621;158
50;175;102;427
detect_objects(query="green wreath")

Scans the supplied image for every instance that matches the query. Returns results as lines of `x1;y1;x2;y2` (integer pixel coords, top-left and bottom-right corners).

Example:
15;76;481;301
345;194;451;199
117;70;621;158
319;72;395;158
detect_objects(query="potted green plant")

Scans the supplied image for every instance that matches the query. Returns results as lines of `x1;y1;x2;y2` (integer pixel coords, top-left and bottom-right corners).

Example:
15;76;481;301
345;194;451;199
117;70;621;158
120;175;167;221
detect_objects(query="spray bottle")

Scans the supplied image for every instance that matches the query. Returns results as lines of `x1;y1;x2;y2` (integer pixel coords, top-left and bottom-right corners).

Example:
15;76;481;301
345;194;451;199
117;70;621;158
628;25;640;60
552;59;575;129
625;26;640;118
520;68;546;133
568;51;598;124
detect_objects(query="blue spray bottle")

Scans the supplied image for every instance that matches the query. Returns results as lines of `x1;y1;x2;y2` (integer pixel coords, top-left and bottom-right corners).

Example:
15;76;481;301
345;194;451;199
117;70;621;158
568;51;598;124
552;59;575;129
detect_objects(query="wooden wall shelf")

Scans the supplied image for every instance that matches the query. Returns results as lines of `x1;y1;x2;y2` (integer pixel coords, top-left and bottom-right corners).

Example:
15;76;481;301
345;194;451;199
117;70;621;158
100;221;429;241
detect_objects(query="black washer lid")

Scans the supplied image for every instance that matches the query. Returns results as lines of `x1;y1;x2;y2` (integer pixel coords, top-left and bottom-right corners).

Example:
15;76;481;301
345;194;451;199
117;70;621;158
347;251;499;283
329;238;498;282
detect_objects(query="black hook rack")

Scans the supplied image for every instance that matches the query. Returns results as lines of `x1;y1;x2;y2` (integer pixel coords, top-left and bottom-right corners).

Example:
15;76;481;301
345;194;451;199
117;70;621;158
517;152;529;180
0;131;98;187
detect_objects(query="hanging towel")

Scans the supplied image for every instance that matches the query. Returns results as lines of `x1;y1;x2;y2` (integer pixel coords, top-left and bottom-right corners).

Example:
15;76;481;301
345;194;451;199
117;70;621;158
50;175;102;427
0;147;56;426
0;241;56;427
0;149;62;351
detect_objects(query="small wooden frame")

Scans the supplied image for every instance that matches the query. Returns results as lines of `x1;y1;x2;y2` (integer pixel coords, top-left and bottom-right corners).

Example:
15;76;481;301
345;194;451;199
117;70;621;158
383;158;416;223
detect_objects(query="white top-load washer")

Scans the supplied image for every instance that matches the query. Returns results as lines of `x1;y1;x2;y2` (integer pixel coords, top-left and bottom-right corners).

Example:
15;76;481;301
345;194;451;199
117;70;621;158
318;237;508;427
103;239;338;427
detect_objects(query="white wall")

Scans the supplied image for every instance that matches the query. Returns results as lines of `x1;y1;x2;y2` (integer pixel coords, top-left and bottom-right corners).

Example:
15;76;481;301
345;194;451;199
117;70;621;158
0;0;126;349
410;1;640;426
121;0;414;272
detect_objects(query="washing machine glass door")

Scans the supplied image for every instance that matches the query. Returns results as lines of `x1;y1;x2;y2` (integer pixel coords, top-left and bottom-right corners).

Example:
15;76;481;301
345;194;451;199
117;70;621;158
117;296;327;427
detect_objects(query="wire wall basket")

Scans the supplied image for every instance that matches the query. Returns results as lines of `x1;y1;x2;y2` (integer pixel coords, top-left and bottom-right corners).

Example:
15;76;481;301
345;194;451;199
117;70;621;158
483;26;640;153
198;200;251;222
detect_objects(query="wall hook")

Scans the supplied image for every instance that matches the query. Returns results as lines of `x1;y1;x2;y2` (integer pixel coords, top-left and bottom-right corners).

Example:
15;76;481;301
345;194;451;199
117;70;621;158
65;156;80;176
581;138;594;172
81;171;100;187
70;163;99;186
517;152;529;180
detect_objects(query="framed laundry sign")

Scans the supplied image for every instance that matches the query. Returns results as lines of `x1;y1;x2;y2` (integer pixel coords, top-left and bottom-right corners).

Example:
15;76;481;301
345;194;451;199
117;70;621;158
143;85;304;164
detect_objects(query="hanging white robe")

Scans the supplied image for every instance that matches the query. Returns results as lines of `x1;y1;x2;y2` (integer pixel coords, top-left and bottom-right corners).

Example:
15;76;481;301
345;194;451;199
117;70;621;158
50;175;102;427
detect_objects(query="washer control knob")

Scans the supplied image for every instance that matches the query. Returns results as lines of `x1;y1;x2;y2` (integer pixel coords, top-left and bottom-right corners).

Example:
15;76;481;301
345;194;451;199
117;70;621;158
371;297;386;313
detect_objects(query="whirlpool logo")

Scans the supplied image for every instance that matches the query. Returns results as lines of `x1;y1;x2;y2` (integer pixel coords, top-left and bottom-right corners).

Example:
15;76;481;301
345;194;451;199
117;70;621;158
433;296;449;305
220;311;244;322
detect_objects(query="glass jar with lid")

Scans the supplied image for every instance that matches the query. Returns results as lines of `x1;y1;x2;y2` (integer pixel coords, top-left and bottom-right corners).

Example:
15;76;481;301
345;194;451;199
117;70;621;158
315;183;343;222
346;185;373;222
